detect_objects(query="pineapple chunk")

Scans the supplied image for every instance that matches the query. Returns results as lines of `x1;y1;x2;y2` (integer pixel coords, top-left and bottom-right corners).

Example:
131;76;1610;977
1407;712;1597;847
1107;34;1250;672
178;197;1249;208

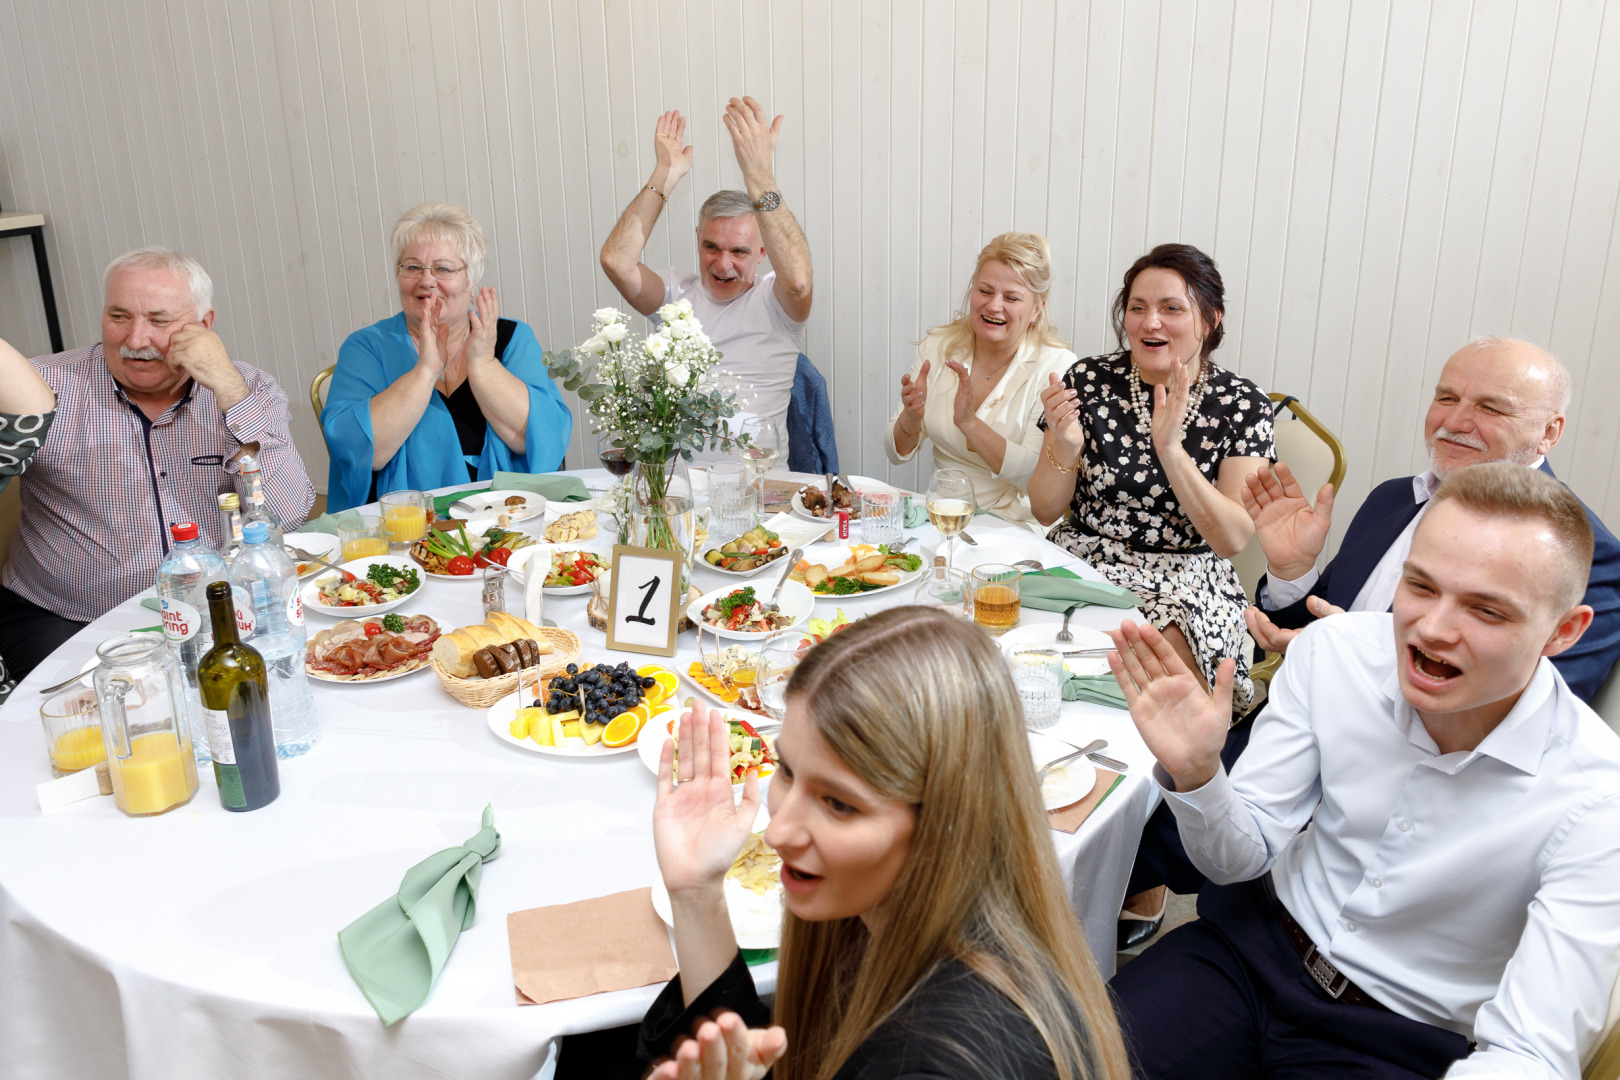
580;721;603;746
562;719;581;740
549;714;568;746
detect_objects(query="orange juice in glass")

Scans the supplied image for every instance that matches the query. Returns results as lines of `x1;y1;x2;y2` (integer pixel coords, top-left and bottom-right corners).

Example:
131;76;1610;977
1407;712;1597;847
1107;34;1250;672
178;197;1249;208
380;490;428;547
40;687;105;777
340;515;389;562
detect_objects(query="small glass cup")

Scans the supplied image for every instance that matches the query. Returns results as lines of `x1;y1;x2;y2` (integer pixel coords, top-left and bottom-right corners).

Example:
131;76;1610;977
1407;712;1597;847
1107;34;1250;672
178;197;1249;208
41;685;105;777
971;564;1022;636
339;514;389;563
756;629;819;724
379;489;430;548
859;491;903;546
913;562;973;619
1011;647;1065;729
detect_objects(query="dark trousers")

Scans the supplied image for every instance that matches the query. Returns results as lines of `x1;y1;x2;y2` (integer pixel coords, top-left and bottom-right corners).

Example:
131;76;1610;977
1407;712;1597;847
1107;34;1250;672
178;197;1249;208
1110;879;1472;1078
1127;721;1254;896
0;584;86;683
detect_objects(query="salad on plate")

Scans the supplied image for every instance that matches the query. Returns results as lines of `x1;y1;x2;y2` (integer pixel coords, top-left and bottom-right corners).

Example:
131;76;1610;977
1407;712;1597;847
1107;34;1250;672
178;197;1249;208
700;586;797;634
316;562;420;607
546;550;608;588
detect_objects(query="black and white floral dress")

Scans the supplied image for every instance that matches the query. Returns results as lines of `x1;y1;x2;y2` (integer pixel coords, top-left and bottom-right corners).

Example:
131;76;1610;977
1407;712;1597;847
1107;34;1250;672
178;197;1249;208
1041;352;1274;711
0;407;53;494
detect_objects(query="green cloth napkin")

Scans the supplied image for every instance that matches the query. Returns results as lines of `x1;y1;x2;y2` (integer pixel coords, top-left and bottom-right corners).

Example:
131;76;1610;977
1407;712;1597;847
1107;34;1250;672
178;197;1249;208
1020;566;1141;612
900;495;929;529
338;805;501;1025
1063;672;1129;710
433;472;591;517
742;948;778;967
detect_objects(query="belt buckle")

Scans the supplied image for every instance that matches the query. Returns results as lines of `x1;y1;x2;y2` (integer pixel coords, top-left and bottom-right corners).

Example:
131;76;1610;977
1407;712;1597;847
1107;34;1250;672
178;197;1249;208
1303;944;1349;999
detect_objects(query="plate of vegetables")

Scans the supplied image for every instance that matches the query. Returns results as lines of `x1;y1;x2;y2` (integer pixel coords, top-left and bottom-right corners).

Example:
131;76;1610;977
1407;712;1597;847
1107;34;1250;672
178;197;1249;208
302;556;422;617
410;522;537;579
786;543;926;599
689;581;813;640
636;709;776;787
508;545;612;595
699;525;788;577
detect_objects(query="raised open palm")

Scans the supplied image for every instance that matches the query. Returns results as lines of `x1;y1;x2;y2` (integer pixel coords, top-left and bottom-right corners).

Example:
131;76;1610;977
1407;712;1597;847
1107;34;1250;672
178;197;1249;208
1108;620;1231;791
1240;462;1335;581
653;703;761;895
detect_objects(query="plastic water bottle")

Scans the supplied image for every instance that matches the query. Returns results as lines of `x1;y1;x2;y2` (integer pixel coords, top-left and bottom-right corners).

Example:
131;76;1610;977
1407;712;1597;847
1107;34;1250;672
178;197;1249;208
227;521;320;758
156;522;229;766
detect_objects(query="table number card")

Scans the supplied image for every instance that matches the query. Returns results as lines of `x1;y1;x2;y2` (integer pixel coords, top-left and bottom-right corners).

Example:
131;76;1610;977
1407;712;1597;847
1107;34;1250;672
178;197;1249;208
604;546;685;657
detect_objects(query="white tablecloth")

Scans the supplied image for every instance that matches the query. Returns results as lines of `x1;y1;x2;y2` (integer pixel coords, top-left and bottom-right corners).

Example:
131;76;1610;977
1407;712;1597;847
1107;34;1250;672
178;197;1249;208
0;470;1159;1080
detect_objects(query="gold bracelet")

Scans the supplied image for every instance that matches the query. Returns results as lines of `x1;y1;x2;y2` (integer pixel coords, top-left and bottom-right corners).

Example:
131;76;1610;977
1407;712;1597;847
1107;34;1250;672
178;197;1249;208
1045;444;1079;473
644;184;667;204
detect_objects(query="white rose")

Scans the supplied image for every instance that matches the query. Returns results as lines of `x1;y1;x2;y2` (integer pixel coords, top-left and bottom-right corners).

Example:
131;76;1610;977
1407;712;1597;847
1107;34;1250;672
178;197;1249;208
599;322;627;344
656;302;682;324
593;307;621;327
667;320;690;341
579;334;609;355
646;334;671;361
674;298;694;318
665;363;691;387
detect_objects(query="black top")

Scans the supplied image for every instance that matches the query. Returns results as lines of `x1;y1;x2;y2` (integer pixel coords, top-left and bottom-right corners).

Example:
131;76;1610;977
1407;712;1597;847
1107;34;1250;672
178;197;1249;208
639;951;1076;1079
1040;352;1274;554
367;318;518;502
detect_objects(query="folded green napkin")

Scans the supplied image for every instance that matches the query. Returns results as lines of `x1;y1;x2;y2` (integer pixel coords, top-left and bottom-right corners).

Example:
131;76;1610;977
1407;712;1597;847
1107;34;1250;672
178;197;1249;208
1063;672;1128;710
742;948;778;967
900;495;930;529
296;508;361;537
433;472;590;517
1020;567;1141;612
338;806;501;1025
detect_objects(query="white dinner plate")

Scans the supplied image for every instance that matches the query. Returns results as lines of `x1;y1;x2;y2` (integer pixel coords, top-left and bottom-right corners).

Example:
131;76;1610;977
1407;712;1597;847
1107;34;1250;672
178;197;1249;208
649;805;782;949
447;489;547;524
305;657;434;685
687;581;814;640
284;531;343;580
790;541;929;603
789;475;900;522
998;624;1115;677
301;556;422;618
508;542;612;595
1028;730;1103;811
486;688;641;758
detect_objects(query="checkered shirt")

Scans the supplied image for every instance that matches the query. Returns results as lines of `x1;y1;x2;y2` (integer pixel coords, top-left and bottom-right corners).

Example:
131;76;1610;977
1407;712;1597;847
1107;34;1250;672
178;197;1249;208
3;345;315;622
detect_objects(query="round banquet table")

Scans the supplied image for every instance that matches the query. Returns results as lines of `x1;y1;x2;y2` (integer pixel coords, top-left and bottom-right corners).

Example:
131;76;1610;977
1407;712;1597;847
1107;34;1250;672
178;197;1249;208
0;469;1160;1080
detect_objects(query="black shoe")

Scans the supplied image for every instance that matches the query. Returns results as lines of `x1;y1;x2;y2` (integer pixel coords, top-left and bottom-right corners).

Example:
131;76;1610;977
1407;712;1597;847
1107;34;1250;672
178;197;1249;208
1118;912;1164;950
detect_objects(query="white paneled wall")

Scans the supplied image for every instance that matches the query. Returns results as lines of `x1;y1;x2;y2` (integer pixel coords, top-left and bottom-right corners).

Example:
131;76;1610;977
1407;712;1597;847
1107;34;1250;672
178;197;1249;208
2;0;1618;542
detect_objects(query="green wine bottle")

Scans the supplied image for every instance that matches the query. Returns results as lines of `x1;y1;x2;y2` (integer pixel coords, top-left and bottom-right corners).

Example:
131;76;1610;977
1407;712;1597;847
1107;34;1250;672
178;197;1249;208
197;581;280;811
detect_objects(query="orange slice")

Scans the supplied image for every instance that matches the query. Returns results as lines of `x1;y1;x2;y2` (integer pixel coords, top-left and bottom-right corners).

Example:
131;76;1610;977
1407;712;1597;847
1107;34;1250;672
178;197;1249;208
602;711;641;747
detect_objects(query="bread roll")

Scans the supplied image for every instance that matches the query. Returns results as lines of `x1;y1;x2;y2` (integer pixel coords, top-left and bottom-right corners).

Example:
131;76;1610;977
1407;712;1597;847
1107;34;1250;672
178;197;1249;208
435;615;556;678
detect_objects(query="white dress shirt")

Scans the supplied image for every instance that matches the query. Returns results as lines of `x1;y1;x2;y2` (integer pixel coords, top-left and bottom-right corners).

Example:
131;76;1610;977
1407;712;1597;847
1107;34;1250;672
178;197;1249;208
883;331;1076;530
1161;612;1620;1078
1262;460;1544;612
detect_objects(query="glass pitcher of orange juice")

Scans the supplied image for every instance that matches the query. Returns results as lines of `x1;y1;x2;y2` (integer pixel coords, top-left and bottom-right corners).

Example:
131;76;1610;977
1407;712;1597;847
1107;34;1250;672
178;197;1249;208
94;635;200;817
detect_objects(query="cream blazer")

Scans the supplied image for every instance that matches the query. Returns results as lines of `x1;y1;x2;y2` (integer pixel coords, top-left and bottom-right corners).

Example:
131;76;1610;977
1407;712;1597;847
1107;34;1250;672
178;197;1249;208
884;331;1077;530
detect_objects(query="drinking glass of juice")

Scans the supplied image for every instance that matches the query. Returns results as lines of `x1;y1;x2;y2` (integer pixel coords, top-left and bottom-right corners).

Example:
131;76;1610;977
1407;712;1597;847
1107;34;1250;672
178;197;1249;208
40;686;105;777
339;515;390;562
379;489;429;548
971;564;1022;636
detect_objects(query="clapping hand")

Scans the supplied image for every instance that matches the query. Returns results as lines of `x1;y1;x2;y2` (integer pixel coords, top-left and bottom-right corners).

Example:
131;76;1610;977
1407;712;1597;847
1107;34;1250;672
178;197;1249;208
650;1011;788;1080
1245;597;1345;656
1150;360;1194;455
944;358;975;429
465;287;499;368
653;703;763;897
723;96;782;185
411;295;451;379
655;110;694;189
1108;619;1231;792
1040;373;1084;455
1240;462;1335;582
897;360;930;434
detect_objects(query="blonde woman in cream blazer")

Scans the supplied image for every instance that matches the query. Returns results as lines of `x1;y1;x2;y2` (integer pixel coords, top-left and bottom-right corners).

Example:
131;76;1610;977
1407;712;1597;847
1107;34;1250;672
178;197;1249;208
885;233;1075;531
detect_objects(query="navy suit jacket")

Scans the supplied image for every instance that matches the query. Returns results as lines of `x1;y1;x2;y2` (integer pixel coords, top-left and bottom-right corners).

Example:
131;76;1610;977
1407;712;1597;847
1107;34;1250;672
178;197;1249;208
1260;461;1620;702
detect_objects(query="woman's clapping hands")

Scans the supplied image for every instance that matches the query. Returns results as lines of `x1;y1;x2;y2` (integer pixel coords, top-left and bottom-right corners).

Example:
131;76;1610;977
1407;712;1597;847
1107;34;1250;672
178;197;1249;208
1150;359;1194;455
896;360;930;436
465;287;500;368
1040;373;1084;455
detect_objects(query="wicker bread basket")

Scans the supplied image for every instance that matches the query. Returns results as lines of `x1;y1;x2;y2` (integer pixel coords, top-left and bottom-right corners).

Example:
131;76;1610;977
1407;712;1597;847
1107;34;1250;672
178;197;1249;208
432;626;582;708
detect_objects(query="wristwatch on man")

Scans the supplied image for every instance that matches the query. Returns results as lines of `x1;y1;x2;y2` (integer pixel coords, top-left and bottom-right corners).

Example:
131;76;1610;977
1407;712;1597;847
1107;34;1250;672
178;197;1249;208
751;190;782;212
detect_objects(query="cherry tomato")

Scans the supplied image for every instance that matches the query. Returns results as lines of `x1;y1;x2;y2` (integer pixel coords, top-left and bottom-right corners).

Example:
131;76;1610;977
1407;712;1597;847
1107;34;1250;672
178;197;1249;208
472;552;490;568
446;555;476;576
363;623;384;637
488;547;512;566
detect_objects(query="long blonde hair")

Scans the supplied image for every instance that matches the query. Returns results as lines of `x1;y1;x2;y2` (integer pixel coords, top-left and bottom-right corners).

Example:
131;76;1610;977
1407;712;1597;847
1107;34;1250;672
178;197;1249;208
770;608;1130;1080
931;232;1069;364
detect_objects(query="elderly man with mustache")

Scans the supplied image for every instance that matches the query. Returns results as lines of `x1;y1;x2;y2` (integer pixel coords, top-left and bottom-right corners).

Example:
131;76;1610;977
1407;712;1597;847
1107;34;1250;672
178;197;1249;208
0;247;313;681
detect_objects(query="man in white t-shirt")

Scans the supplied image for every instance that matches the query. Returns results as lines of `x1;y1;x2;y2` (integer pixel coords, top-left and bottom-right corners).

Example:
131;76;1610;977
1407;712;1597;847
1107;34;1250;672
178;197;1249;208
599;98;813;463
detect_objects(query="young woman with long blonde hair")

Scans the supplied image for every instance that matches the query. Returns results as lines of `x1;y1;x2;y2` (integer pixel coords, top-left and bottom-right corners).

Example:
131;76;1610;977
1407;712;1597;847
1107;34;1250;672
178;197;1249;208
641;607;1131;1080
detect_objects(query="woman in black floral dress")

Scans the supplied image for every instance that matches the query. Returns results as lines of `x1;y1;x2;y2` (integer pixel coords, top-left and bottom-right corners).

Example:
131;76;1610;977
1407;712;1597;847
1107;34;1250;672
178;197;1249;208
1029;244;1273;713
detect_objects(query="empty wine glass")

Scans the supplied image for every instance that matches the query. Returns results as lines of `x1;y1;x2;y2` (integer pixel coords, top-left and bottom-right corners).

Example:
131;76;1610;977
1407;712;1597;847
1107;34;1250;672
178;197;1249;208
913;561;973;620
926;469;975;570
738;416;782;505
755;628;817;724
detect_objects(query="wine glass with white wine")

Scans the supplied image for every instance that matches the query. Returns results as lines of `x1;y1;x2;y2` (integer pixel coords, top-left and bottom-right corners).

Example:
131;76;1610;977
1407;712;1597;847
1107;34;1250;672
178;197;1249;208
737;416;782;506
926;469;976;570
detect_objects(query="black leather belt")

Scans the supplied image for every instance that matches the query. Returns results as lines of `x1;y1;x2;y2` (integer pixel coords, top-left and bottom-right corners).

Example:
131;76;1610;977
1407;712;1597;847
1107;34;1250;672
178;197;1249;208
1273;900;1389;1011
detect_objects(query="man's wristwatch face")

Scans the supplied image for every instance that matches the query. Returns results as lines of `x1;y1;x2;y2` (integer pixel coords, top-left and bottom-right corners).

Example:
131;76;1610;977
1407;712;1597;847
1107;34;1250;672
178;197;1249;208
752;191;782;212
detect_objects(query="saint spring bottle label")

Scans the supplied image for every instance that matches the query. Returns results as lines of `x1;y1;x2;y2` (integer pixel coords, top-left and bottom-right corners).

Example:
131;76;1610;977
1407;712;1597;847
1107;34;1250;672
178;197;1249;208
160;597;202;643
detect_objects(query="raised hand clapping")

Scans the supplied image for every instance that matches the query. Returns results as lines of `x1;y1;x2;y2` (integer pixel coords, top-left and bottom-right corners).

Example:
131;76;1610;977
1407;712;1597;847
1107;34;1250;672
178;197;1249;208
1240;462;1335;582
654;110;694;191
465;287;500;369
653;702;763;896
1150;359;1194;455
1108;619;1232;792
896;360;930;436
1040;373;1084;456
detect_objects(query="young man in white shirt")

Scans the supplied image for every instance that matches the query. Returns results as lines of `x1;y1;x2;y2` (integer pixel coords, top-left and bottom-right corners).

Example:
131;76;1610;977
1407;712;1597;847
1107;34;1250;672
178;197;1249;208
1108;462;1620;1078
599;98;813;463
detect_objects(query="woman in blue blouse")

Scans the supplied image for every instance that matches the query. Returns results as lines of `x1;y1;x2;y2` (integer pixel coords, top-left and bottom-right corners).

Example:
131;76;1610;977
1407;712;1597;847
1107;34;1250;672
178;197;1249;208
321;203;572;511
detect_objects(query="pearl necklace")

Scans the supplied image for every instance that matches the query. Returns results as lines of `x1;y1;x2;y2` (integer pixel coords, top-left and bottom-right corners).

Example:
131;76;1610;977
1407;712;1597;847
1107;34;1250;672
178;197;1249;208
1128;359;1208;441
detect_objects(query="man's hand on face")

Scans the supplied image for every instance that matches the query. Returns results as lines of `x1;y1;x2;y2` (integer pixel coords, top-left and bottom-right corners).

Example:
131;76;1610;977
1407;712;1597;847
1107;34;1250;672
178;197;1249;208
167;324;250;412
722;96;782;188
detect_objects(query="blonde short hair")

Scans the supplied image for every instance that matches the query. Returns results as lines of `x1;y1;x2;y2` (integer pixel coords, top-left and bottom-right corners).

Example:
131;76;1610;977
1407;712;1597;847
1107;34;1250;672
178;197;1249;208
932;232;1068;362
390;203;488;287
